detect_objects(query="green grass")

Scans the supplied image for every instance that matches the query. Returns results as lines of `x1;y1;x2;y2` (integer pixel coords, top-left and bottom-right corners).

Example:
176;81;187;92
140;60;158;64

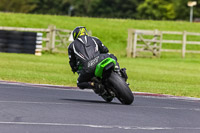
121;54;200;97
0;52;77;86
0;52;200;98
0;12;200;98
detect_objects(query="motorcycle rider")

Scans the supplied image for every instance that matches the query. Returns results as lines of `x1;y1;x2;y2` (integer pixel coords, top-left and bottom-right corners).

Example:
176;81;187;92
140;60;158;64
68;26;128;95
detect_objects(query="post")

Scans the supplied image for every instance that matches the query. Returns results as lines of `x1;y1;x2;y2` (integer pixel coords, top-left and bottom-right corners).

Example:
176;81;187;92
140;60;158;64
153;29;159;56
158;32;163;57
182;31;187;58
188;1;197;23
52;26;56;51
190;6;193;23
46;29;51;51
48;25;56;52
133;32;138;58
127;29;133;57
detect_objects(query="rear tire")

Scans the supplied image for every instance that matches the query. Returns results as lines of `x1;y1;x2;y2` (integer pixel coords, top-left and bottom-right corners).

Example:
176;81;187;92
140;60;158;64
108;71;134;105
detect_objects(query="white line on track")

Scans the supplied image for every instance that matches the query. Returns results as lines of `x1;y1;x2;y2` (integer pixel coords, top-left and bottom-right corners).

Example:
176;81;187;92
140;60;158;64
0;121;199;130
0;100;71;105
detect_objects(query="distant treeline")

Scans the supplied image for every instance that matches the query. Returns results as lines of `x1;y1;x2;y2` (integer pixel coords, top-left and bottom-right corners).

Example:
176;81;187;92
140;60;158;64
0;0;200;20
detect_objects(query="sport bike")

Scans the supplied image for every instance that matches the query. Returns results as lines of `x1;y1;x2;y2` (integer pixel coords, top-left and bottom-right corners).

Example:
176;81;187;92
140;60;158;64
91;57;134;105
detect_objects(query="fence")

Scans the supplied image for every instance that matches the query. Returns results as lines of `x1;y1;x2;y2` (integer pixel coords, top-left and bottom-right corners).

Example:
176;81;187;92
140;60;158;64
127;29;200;58
0;25;72;55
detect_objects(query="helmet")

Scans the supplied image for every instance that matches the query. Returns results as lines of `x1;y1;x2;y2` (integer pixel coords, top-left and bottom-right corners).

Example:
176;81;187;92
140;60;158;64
72;26;88;40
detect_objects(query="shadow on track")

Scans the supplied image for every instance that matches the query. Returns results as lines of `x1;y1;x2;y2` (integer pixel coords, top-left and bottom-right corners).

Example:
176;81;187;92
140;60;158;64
60;98;120;105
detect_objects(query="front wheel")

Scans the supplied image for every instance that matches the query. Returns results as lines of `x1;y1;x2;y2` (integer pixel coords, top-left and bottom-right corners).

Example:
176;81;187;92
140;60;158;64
108;71;134;105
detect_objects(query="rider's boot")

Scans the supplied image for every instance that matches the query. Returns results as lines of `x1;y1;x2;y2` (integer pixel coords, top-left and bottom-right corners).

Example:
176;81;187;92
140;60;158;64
115;65;128;82
120;68;128;82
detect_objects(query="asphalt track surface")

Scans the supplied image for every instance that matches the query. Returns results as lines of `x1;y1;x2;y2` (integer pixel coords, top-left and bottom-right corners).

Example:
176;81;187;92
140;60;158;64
0;81;200;133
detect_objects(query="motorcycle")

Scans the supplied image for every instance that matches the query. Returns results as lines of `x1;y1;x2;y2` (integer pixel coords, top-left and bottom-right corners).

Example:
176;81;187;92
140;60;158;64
91;57;134;105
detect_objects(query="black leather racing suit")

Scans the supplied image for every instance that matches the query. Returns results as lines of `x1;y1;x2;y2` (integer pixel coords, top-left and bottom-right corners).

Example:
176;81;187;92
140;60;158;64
68;35;119;89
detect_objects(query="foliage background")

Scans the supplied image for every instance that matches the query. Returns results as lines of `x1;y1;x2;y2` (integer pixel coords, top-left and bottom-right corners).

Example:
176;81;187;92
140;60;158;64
0;0;200;20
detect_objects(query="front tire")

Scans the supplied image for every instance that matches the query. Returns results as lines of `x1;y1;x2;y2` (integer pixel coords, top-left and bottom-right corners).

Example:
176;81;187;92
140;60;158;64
108;71;134;105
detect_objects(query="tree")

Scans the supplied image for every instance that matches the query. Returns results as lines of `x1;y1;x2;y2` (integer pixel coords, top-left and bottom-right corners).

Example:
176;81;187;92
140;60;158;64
1;0;199;21
172;0;200;21
137;0;176;20
87;0;144;18
0;0;36;13
189;0;200;21
69;0;92;16
173;0;189;20
31;0;71;15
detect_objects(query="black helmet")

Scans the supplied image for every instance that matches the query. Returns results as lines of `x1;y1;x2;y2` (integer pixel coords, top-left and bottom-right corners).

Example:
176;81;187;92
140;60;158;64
72;26;88;40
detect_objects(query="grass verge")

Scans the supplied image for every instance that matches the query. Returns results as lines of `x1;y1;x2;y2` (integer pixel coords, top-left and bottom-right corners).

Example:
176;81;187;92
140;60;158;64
0;52;200;98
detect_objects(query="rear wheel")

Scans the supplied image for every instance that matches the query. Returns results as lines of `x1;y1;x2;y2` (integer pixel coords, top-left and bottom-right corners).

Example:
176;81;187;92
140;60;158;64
108;71;134;105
